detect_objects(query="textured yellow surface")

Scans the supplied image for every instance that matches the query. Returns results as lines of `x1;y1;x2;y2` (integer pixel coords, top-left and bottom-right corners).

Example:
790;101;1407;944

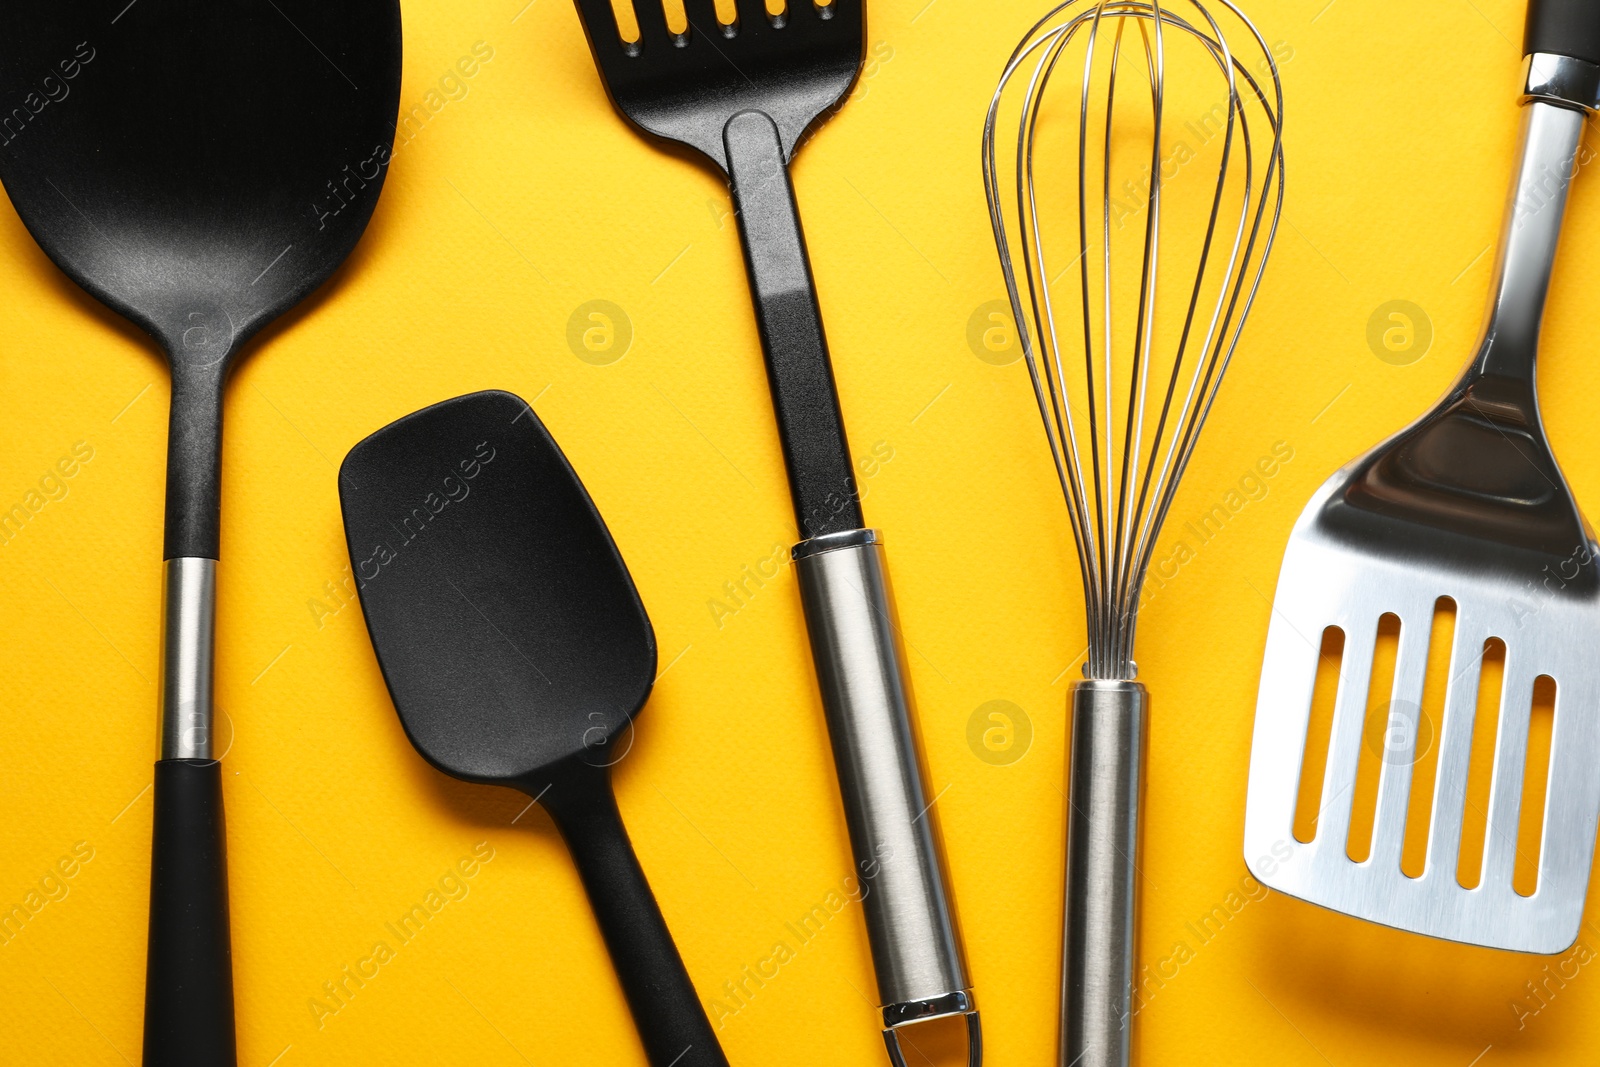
4;0;1600;1064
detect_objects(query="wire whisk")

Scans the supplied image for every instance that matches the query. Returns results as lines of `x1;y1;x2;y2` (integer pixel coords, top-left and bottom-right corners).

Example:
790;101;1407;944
984;5;1283;1065
984;0;1285;681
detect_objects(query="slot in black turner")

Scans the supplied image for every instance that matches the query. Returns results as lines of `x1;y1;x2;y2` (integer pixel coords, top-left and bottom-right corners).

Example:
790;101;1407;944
338;390;729;1067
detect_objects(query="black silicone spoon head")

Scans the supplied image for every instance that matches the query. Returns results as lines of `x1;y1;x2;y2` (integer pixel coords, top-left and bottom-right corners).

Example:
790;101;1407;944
339;391;729;1067
338;390;658;789
0;3;402;364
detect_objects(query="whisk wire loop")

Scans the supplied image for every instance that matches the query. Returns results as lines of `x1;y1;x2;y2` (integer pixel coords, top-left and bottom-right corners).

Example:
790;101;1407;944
984;0;1284;680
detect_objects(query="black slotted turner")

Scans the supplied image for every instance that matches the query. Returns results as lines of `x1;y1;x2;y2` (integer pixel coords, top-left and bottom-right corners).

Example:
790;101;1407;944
570;0;862;526
338;390;728;1067
569;4;979;1061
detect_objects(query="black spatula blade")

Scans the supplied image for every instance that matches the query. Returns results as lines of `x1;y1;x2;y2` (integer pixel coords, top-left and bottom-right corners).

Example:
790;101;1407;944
339;389;654;787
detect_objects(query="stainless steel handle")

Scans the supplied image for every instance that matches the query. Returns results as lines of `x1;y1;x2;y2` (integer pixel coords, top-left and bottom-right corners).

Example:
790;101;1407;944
1061;680;1147;1067
792;529;978;1058
1470;94;1584;387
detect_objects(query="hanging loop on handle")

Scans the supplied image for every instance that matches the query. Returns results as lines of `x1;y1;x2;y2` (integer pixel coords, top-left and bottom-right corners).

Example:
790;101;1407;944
884;1008;983;1067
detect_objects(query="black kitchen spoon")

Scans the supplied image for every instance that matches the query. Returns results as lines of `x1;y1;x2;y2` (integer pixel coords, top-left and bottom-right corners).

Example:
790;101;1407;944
0;6;401;1063
338;390;729;1067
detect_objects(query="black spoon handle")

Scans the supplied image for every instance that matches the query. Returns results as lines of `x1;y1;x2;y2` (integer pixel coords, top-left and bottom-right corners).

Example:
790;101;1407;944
539;758;730;1067
144;759;236;1066
165;360;226;560
148;362;234;1062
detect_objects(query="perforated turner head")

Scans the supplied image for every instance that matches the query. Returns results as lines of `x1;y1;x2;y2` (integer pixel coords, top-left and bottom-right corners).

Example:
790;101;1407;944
570;0;863;172
1244;49;1600;954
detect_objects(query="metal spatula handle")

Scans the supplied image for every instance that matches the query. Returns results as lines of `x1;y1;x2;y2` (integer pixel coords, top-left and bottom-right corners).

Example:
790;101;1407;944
793;531;977;1061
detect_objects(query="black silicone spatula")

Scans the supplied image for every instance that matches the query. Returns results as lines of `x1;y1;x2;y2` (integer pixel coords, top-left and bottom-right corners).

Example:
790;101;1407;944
338;390;729;1067
0;6;400;1064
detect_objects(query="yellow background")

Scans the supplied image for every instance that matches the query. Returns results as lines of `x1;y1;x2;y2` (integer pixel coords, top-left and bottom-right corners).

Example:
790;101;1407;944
3;0;1599;1063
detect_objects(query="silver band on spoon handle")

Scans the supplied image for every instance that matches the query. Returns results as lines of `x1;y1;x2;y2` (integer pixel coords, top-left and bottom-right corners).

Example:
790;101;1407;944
792;529;981;1066
1061;680;1146;1067
160;557;217;760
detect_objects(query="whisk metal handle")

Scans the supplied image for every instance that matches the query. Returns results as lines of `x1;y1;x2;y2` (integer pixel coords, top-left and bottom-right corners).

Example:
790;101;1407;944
1061;680;1147;1067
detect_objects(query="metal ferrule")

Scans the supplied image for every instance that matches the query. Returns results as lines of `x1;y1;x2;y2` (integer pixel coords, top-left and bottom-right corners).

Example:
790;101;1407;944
159;557;217;760
1524;53;1600;112
791;529;974;1024
1061;679;1147;1067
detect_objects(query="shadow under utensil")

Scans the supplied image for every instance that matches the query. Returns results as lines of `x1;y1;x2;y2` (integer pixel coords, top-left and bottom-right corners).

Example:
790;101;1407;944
1250;893;1588;1052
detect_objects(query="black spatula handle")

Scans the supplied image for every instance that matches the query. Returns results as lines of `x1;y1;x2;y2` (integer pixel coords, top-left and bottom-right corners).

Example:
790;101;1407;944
724;109;864;540
539;758;730;1067
144;758;236;1066
1527;0;1600;65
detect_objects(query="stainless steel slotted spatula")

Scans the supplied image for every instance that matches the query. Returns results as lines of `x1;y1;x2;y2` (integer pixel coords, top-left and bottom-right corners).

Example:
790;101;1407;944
1245;1;1600;954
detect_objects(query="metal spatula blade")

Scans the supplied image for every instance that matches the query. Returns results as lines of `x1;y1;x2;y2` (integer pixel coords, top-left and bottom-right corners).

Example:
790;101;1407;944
1245;45;1600;954
1247;479;1600;953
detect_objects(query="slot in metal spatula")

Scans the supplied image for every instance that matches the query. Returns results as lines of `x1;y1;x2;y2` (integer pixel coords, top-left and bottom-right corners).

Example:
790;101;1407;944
1245;5;1600;954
